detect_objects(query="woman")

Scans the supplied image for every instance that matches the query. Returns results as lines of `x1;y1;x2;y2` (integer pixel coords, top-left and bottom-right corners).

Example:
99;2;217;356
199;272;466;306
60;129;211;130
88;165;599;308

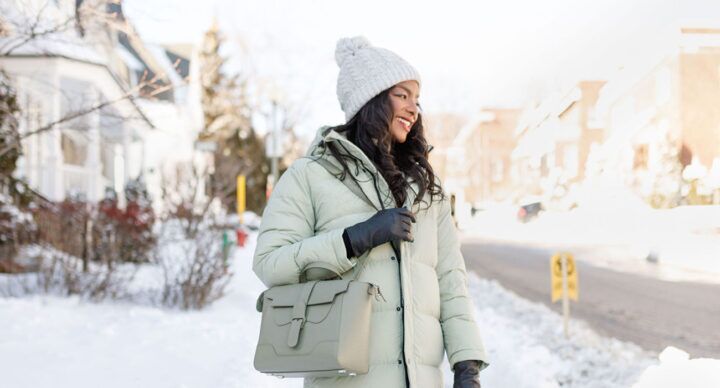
253;36;487;388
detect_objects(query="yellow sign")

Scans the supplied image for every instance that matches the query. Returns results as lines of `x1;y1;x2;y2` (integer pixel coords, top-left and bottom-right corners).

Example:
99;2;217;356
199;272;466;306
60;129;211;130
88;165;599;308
236;175;246;219
550;252;579;302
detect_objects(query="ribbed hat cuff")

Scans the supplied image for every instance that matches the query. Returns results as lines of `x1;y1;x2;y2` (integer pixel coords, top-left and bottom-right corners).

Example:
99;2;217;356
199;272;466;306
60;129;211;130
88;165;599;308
344;65;420;121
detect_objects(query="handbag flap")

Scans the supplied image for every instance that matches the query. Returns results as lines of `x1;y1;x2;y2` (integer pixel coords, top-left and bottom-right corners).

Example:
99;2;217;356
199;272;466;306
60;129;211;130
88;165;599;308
265;279;352;308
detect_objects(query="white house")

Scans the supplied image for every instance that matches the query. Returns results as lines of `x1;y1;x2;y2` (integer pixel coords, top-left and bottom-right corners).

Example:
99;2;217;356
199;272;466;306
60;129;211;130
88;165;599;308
0;0;206;209
0;0;152;204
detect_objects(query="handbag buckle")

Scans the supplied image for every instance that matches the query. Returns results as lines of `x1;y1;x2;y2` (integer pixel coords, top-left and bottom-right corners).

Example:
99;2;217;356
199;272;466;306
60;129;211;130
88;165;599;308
287;281;317;348
287;317;305;348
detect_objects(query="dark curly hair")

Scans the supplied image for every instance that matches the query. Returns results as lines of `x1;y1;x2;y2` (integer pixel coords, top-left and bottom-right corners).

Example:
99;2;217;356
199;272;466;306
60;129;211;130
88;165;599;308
323;88;444;209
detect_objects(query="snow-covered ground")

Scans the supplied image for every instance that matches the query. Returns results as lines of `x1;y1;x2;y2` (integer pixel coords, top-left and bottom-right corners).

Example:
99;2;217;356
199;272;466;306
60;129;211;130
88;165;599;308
2;231;718;387
460;196;720;283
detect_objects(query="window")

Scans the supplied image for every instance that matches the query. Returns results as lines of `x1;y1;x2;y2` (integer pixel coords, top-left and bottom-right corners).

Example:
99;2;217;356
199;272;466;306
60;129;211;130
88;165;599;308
491;160;504;182
633;144;649;170
0;18;10;37
564;145;579;178
59;77;94;132
61;131;88;165
24;102;44;182
654;67;671;106
59;77;95;166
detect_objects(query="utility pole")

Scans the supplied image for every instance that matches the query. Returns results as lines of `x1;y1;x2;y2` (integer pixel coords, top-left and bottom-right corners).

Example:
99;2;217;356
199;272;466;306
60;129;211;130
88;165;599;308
271;100;279;189
265;99;280;198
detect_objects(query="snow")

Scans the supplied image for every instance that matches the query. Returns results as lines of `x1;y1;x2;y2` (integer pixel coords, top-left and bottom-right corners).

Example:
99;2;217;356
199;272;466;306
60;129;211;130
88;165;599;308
0;0;117;66
633;347;720;388
469;274;653;388
0;30;107;65
0;229;717;387
0;199;34;227
461;189;720;282
0;234;294;388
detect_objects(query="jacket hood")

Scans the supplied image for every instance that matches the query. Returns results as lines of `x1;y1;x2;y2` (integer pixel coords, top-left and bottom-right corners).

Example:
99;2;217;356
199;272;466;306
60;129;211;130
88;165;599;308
306;126;381;176
305;126;426;210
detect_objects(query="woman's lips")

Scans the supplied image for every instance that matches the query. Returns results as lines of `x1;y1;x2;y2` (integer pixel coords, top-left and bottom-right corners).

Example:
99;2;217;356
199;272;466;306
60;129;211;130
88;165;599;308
397;117;412;131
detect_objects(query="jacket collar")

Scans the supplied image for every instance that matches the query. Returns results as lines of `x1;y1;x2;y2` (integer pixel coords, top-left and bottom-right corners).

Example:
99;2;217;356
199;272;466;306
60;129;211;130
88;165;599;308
306;126;421;210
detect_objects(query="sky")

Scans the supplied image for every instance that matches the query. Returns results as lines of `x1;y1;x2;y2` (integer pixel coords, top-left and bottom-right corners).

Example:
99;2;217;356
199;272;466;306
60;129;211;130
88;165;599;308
123;0;720;138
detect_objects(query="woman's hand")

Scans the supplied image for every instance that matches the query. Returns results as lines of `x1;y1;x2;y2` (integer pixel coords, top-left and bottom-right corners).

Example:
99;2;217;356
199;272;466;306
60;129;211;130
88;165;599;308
453;360;481;388
344;207;415;257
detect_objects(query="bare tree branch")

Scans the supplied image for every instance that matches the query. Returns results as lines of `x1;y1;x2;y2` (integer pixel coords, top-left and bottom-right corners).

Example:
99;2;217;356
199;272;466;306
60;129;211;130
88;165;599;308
0;0;79;56
1;0;190;161
0;16;76;56
0;75;179;159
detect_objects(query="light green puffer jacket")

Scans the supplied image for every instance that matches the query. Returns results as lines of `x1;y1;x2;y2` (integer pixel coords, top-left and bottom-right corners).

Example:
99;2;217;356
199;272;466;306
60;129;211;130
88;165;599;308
253;127;487;388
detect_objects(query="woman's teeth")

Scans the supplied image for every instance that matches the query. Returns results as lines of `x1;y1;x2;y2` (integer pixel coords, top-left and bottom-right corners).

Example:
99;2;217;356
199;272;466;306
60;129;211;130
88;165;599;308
398;117;411;130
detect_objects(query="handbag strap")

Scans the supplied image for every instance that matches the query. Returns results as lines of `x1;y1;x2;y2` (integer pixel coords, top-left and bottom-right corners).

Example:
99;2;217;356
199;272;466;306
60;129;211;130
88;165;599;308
312;157;382;282
287;280;319;348
313;157;401;260
313;157;376;210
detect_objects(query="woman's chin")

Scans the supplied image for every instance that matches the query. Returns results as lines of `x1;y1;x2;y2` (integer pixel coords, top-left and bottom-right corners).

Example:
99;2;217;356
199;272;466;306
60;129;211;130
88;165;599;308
391;128;410;143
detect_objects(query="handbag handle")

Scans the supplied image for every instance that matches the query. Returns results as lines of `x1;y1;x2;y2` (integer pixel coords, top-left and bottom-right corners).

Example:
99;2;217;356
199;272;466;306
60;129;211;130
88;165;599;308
300;262;341;282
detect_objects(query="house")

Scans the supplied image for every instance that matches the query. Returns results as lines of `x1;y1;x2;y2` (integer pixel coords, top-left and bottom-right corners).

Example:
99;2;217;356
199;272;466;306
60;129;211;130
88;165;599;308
129;39;206;211
458;109;520;204
423;112;467;182
511;81;605;200
436;109;519;214
0;0;204;208
594;24;720;204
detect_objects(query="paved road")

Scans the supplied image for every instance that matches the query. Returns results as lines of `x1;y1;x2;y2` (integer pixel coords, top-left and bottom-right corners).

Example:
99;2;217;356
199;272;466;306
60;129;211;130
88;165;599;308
462;239;720;358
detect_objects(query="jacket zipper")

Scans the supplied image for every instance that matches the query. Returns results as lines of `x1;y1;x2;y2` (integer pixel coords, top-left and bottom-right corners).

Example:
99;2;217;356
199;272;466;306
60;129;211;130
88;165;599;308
392;241;410;388
362;162;410;387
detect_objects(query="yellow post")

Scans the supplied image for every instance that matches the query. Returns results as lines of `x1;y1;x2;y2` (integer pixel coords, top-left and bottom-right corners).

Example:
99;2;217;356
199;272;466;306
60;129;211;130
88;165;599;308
237;175;246;224
561;254;569;338
551;252;579;339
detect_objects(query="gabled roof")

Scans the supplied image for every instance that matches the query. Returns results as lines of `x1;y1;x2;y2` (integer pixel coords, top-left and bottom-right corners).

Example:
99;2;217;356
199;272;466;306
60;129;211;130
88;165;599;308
0;0;156;128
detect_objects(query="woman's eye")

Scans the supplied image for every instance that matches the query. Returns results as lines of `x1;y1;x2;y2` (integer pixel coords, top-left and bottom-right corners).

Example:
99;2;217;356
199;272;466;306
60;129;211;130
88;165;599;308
395;93;407;99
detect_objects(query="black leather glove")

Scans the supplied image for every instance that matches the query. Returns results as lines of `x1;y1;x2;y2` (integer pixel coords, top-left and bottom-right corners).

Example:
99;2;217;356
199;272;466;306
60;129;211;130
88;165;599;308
453;360;481;388
344;207;415;257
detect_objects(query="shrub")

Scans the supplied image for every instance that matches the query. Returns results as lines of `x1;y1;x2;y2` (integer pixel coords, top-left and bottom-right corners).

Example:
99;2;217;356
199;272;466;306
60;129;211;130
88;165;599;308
155;215;232;310
0;195;36;272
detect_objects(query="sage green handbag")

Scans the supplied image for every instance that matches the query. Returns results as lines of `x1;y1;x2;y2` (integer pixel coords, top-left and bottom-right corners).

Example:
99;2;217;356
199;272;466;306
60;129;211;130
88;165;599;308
253;268;383;378
253;156;385;378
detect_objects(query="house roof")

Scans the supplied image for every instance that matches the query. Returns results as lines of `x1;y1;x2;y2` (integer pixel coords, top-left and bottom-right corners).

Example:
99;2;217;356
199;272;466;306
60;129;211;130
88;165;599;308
0;1;171;129
2;52;156;130
450;110;497;148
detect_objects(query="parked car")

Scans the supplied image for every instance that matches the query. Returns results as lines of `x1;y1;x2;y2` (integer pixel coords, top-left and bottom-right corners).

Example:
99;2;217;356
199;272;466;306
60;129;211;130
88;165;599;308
517;201;543;223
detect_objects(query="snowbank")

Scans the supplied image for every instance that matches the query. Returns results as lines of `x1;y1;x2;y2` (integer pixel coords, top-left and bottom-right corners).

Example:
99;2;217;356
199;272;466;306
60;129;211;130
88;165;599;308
463;202;720;281
0;233;296;388
0;232;717;387
633;347;720;388
472;274;653;388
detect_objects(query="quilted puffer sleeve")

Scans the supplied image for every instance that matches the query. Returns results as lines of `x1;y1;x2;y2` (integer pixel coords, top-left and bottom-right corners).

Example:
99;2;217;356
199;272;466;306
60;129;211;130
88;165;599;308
435;195;488;370
253;160;356;287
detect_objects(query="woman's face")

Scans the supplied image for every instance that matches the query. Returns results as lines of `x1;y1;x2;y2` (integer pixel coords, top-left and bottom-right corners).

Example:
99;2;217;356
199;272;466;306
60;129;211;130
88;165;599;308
388;80;421;143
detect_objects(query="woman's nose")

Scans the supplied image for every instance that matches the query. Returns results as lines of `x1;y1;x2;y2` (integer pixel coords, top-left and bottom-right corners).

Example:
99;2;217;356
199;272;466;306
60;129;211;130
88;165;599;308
405;102;418;117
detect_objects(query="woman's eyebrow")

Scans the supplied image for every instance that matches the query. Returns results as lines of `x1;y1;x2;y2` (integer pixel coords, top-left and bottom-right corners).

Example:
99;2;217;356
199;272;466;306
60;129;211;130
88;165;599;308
396;85;419;99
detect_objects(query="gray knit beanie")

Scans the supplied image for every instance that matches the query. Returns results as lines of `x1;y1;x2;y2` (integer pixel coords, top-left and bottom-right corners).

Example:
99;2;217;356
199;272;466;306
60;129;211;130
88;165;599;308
335;36;421;122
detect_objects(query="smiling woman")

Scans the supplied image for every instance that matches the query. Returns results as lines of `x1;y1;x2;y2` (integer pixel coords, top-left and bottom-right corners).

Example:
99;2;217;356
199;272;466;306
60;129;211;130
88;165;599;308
253;36;488;388
388;80;421;143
